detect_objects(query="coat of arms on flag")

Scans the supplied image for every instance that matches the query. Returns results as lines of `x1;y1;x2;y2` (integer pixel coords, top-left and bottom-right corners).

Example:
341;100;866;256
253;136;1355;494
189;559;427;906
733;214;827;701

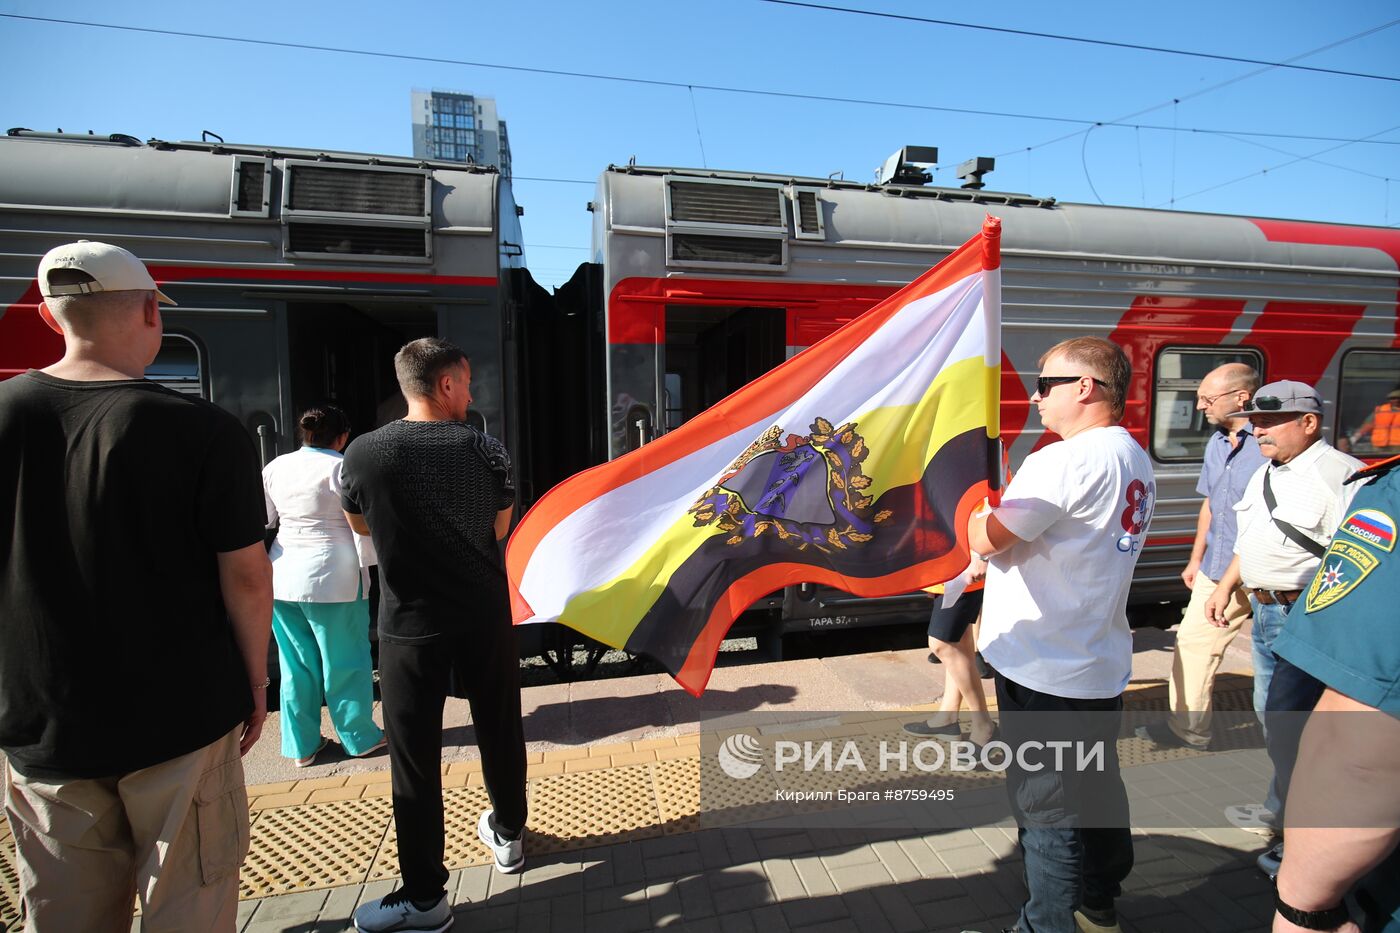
507;217;1005;695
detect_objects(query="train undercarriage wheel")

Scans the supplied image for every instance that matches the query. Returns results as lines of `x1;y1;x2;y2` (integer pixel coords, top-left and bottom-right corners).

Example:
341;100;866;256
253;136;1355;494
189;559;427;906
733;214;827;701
540;625;610;681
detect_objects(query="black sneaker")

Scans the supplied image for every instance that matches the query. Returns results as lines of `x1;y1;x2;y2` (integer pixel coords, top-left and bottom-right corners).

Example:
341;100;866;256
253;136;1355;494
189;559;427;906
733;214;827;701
903;718;962;738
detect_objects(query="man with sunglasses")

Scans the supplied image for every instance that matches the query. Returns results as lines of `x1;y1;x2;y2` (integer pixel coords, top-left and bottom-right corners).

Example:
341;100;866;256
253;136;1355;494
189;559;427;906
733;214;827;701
969;337;1153;933
1137;364;1264;757
1204;380;1363;881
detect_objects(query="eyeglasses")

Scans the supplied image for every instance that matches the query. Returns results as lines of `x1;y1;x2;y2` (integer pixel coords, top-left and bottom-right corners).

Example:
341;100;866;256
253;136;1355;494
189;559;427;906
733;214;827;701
1242;395;1319;412
1036;375;1108;397
1197;391;1232;406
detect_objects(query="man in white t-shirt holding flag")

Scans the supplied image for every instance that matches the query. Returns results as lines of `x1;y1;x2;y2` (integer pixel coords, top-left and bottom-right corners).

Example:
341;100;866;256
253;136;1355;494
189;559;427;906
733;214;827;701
968;336;1154;933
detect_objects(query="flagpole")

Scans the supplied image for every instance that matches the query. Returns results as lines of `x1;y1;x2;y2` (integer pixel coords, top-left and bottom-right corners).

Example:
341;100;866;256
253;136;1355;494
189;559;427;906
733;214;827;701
981;215;1003;507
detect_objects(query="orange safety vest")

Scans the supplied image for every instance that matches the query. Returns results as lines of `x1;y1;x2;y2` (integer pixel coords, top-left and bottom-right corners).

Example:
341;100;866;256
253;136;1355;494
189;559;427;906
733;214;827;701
1373;402;1400;448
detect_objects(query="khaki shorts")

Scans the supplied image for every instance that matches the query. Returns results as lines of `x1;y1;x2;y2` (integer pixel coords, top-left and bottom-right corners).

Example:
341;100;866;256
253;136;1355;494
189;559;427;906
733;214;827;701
5;726;248;933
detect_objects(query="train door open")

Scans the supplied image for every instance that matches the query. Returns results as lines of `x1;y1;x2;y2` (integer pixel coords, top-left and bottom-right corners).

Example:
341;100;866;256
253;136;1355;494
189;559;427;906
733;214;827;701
283;300;436;449
661;305;785;430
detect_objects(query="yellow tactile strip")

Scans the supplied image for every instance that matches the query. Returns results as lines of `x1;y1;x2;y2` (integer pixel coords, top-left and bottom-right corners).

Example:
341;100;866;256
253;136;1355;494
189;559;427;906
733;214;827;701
241;796;392;898
234;735;705;899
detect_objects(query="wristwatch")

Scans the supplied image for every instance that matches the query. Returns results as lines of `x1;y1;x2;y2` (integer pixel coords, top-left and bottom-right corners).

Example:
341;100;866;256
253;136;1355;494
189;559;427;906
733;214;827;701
1275;892;1349;930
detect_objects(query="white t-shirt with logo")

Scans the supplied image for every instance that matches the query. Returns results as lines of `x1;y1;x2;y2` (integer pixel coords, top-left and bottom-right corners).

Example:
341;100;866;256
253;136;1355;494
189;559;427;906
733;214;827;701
978;426;1155;699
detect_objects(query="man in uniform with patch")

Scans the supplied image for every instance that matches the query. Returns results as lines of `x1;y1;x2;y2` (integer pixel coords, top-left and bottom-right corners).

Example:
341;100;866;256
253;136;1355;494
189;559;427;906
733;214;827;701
1204;380;1363;879
1267;454;1400;932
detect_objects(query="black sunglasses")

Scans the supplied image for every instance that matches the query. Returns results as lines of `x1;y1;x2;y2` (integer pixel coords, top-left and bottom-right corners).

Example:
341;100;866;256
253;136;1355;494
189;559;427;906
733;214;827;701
1036;375;1108;397
1243;395;1318;412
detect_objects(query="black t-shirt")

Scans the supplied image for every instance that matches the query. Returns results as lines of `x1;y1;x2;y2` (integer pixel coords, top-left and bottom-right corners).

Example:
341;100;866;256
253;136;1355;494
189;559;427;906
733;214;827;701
341;420;515;643
0;371;267;780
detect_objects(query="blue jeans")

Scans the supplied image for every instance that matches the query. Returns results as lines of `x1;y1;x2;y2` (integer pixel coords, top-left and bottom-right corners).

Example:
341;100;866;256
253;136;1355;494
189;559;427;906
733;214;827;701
995;674;1135;933
1249;596;1292;818
1250;596;1290;722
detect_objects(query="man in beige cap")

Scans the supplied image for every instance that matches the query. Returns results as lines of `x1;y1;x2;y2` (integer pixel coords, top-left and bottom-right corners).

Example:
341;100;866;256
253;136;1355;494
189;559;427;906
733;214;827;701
0;241;272;931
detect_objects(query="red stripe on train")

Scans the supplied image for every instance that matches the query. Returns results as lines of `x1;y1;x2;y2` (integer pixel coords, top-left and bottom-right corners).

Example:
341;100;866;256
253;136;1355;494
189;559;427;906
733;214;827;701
1250;219;1400;347
0;267;500;377
143;266;498;287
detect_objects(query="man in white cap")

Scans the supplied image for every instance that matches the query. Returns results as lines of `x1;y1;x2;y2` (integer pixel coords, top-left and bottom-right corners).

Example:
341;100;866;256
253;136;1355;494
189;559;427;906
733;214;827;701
0;241;272;930
1204;379;1363;880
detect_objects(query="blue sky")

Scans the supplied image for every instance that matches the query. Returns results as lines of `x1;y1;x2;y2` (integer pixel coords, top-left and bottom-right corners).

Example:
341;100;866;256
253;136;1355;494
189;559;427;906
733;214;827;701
3;0;1398;287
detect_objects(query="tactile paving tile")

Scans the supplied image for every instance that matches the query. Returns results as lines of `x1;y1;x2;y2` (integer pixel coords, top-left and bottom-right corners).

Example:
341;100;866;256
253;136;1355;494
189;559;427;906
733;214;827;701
525;764;664;850
240;796;392;898
1119;687;1262;766
652;756;703;833
696;739;793;828
368;785;494;880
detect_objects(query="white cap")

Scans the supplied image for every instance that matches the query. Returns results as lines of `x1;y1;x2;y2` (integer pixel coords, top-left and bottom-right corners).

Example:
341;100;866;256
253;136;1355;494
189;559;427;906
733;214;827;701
37;240;176;305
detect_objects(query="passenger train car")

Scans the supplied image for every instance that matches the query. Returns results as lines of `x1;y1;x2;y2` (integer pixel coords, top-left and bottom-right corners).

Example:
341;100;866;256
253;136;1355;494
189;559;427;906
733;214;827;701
3;131;1397;657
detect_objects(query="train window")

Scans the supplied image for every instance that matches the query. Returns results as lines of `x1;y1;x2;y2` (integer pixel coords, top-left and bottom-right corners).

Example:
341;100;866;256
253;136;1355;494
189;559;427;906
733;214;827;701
1337;349;1400;458
1150;346;1264;462
145;334;206;398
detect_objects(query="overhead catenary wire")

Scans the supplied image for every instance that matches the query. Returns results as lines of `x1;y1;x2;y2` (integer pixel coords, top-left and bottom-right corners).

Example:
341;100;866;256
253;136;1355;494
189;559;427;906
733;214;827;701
688;86;709;169
1214;133;1396;183
759;0;1400;84
1155;122;1400;207
512;176;595;185
3;13;1399;151
984;18;1400;166
1081;125;1106;205
976;18;1400;204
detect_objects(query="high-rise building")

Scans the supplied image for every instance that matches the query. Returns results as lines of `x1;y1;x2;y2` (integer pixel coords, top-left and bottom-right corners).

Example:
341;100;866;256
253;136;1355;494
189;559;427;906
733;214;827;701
410;89;512;178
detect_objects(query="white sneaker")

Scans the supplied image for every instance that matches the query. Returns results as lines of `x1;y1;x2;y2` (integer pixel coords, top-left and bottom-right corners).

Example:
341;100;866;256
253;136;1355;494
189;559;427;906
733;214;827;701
1257;841;1284;882
477;809;525;874
1225;803;1279;837
353;889;452;933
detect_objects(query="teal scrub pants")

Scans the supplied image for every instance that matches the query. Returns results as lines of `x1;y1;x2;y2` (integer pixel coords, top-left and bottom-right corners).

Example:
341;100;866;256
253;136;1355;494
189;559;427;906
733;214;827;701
272;598;383;759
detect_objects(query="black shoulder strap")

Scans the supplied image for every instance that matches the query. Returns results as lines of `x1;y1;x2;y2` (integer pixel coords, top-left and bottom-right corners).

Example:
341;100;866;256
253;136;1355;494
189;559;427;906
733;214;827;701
1262;468;1326;559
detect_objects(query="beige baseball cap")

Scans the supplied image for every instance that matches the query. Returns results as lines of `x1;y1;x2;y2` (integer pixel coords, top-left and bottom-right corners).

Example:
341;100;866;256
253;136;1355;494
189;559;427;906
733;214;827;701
37;240;176;305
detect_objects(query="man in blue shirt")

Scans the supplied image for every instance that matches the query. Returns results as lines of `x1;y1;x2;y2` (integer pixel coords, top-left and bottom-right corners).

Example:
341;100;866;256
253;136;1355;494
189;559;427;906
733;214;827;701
1139;363;1265;751
1269;454;1400;932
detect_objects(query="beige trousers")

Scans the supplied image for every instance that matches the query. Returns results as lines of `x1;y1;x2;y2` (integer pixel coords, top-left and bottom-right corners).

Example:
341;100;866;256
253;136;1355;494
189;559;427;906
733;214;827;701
4;726;248;933
1167;572;1252;747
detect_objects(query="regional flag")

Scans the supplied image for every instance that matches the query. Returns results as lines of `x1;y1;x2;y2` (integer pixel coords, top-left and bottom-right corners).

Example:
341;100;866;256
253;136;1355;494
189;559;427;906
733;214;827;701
507;217;1004;695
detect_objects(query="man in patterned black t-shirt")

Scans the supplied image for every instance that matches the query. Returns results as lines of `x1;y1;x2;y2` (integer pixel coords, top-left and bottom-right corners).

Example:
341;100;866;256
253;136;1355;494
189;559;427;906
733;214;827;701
342;338;526;933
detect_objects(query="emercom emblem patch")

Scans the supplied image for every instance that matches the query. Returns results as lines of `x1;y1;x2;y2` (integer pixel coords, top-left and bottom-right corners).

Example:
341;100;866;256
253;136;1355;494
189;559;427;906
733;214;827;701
1305;538;1380;614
